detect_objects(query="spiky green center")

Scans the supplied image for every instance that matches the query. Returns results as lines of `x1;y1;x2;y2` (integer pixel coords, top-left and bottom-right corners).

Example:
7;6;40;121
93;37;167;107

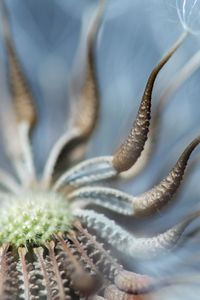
0;190;73;247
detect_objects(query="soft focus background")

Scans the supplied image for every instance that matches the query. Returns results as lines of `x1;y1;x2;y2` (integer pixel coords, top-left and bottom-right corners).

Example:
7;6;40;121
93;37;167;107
1;0;200;299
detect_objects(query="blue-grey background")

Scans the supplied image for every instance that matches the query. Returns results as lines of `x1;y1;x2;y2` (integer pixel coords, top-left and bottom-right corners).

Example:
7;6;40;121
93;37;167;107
1;1;200;299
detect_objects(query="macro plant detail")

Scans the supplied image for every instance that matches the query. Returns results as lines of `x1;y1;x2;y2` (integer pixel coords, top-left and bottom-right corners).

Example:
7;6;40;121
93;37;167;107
1;0;200;300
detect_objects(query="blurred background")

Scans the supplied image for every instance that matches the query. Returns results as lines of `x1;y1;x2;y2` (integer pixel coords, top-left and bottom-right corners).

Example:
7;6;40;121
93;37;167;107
1;0;200;299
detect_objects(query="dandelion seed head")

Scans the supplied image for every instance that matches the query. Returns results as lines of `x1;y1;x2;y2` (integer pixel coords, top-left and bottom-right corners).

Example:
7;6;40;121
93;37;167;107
0;191;73;247
0;0;200;298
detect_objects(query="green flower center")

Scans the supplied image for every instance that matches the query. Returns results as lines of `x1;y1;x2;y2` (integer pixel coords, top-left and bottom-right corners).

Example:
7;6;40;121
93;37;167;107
0;190;73;247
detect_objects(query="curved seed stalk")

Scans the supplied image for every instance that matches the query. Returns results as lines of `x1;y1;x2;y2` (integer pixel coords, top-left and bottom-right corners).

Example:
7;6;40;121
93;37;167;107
69;186;134;215
131;48;200;182
119;47;200;181
112;32;187;173
1;0;36;184
42;0;105;187
133;135;200;216
75;209;200;259
53;156;116;191
1;0;37;129
69;0;105;138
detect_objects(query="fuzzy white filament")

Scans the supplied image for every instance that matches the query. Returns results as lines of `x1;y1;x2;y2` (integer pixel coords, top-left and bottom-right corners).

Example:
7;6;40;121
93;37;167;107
73;209;191;259
176;0;200;34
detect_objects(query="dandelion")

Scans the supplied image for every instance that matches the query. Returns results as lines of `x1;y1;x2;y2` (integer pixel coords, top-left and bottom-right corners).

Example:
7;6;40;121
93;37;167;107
0;0;200;300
